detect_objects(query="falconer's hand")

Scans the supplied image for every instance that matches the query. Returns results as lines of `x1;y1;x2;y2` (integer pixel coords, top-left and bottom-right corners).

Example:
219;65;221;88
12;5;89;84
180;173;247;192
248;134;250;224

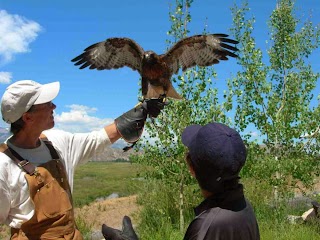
115;96;166;144
102;216;139;240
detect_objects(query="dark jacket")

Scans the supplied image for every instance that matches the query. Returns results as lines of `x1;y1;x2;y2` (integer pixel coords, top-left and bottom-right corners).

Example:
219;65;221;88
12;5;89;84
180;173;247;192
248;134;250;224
184;184;260;240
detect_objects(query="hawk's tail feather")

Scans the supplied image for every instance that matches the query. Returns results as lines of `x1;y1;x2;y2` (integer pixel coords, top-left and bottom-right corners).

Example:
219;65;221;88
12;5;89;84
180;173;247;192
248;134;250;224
145;84;182;100
166;84;183;100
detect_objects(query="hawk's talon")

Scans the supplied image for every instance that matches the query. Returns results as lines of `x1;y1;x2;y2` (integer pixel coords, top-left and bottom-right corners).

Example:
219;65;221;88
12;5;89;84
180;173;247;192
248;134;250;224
159;93;167;103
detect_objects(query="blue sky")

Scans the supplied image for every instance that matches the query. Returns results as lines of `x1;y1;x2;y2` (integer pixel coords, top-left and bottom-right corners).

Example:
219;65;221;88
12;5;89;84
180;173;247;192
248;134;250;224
0;0;319;141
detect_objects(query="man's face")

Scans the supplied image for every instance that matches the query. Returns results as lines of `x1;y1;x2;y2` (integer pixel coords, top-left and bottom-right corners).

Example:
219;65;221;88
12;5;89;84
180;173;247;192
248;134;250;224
28;101;56;131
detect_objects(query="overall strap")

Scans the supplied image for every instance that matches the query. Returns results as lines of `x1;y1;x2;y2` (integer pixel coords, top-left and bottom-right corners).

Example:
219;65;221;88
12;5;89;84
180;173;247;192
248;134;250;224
0;143;36;175
40;134;60;159
44;142;60;159
0;134;60;175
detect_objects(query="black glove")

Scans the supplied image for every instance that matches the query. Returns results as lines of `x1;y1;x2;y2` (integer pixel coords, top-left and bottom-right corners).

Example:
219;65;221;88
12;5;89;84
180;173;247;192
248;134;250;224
102;216;139;240
115;97;166;143
141;97;166;118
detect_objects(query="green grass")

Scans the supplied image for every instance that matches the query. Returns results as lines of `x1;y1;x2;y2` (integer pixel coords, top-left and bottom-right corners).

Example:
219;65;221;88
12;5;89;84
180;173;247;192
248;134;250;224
259;221;320;240
136;177;320;240
240;178;320;240
4;161;316;239
70;161;319;240
73;161;140;207
74;162;320;239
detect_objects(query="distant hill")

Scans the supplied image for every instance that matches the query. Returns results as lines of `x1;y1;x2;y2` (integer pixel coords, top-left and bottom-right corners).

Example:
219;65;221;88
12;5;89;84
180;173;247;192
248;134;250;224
90;146;140;162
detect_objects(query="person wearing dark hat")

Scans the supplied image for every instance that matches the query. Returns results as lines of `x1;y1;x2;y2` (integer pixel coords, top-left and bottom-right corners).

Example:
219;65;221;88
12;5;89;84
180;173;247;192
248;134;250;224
181;122;260;240
102;122;260;240
0;80;165;240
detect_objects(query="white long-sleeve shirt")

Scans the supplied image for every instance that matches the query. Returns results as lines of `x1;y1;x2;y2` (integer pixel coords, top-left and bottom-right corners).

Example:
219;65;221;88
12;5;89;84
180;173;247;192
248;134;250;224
0;128;111;228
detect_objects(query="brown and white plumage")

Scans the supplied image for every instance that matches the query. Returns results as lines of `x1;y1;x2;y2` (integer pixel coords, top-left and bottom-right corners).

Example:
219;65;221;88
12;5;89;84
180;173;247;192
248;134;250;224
71;34;238;99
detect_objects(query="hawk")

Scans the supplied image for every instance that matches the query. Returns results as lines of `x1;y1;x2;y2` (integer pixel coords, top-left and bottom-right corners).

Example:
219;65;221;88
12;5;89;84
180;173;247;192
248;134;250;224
71;34;238;99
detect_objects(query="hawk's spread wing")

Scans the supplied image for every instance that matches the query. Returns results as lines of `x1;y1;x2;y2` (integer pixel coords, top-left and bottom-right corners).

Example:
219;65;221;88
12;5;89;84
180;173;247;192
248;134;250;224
162;34;238;74
71;38;145;73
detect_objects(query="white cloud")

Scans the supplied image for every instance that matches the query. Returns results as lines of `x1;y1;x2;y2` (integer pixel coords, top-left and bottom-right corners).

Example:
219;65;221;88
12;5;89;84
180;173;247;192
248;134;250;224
0;72;12;83
54;104;114;133
250;131;259;138
0;10;42;63
53;104;155;149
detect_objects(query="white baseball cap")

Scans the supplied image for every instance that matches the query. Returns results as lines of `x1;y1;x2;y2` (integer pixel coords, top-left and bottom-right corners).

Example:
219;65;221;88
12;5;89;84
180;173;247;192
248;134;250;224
1;80;60;124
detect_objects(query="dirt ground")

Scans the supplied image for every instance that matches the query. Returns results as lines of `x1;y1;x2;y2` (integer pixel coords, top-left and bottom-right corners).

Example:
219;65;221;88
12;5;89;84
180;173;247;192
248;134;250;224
75;195;140;230
0;195;140;239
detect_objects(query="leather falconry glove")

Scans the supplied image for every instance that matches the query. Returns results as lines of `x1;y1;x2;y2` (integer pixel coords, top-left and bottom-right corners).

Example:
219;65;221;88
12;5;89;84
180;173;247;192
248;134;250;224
102;216;139;240
115;96;166;144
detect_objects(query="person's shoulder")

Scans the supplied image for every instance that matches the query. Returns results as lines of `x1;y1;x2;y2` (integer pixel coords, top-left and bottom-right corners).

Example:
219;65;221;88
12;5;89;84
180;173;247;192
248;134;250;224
210;205;260;239
184;216;203;240
185;208;219;234
0;143;13;161
0;151;11;161
193;207;241;230
184;208;230;240
0;149;14;175
41;129;74;148
209;204;258;230
42;129;74;141
42;128;72;137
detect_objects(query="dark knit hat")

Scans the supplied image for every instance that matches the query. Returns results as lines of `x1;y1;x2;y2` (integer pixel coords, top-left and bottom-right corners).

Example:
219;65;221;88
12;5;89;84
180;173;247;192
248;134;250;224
182;122;246;191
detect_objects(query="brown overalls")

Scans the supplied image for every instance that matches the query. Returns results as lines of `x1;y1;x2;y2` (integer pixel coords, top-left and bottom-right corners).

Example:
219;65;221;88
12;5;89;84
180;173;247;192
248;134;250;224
1;139;83;240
